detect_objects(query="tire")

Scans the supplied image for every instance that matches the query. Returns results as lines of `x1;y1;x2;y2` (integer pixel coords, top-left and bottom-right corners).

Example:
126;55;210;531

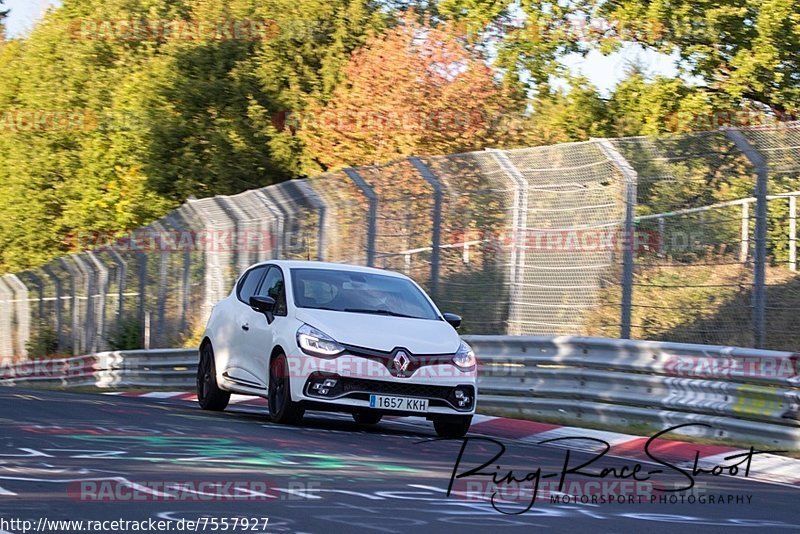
352;412;382;425
433;415;472;438
268;353;304;424
197;342;230;411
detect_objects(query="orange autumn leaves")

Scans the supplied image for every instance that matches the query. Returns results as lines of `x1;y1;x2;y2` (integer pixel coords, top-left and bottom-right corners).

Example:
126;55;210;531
299;18;516;171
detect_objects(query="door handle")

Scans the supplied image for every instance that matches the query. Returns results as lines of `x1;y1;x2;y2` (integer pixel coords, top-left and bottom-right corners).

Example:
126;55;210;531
241;323;250;331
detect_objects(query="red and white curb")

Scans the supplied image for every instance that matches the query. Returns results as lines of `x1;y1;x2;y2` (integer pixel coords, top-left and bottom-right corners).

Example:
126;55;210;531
106;391;800;487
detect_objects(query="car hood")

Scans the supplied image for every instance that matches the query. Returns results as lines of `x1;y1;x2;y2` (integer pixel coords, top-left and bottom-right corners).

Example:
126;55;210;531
294;308;461;354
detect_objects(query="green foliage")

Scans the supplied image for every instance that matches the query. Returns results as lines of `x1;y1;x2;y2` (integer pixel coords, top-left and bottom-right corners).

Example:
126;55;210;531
0;0;386;273
431;1;800;115
0;0;797;279
520;77;612;145
597;0;800;114
106;315;143;351
25;321;61;358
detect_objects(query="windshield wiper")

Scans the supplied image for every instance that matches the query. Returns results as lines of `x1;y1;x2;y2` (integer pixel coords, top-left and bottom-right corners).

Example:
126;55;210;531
343;308;419;319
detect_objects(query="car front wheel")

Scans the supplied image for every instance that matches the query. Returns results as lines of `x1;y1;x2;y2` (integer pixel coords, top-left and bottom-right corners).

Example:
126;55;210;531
433;415;472;438
268;353;304;424
197;342;230;411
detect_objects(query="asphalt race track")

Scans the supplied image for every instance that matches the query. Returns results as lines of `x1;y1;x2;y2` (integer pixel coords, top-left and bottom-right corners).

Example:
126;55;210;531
0;387;798;533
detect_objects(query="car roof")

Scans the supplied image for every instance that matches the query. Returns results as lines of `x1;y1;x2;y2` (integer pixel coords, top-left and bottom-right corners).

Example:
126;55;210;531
250;260;409;279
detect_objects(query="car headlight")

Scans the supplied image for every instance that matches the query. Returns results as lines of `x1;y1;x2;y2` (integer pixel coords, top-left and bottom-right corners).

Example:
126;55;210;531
296;324;345;358
452;340;476;370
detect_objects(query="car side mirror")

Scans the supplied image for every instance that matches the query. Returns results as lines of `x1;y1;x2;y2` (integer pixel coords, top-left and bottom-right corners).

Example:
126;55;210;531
443;312;462;329
250;295;276;323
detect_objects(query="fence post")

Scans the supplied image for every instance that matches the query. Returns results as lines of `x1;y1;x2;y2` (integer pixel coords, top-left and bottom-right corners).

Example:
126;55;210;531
724;128;768;348
408;157;442;299
740;201;750;263
790;195;797;272
86;252;109;352
0;278;14;359
250;191;283;259
295;180;327;262
486;150;528;335
344;168;377;267
107;248;127;322
41;265;64;352
59;258;81;355
134;250;148;349
3;274;30;359
187;197;236;323
597;139;639;339
18;271;44;321
72;254;96;354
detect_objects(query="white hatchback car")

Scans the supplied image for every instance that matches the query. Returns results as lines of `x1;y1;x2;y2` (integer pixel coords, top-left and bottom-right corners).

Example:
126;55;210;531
198;260;477;437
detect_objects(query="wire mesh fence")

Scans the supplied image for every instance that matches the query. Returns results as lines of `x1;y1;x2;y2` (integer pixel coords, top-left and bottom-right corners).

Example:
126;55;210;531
1;123;799;361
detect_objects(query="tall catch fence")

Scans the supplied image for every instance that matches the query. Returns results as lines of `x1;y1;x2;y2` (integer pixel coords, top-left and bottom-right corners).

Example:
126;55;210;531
1;123;799;360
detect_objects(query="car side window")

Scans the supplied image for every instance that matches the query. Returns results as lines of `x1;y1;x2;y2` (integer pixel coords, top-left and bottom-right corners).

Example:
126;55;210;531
258;266;287;316
237;266;268;304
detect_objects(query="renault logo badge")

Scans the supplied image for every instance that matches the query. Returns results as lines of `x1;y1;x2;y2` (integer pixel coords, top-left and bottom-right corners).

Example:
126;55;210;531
393;351;410;374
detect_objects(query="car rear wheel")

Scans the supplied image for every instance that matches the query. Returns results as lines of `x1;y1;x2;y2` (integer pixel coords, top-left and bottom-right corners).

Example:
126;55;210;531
197;342;230;411
352;412;382;425
433;415;472;438
268;353;304;424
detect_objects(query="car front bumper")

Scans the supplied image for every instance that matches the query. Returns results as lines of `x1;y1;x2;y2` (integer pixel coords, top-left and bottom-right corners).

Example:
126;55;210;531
286;352;477;417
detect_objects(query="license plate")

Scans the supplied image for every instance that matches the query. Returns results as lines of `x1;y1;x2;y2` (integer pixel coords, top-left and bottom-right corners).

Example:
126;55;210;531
369;395;429;412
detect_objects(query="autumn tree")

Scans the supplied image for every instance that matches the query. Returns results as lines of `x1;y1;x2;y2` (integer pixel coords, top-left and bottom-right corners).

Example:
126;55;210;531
299;17;518;171
596;0;800;116
0;0;386;273
435;0;800;118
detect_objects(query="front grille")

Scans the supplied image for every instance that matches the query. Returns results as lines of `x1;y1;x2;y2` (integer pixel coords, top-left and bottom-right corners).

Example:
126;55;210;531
341;344;455;378
340;377;453;399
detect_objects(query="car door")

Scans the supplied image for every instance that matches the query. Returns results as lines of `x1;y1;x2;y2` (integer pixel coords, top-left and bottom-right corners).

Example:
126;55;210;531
224;264;269;389
239;265;289;389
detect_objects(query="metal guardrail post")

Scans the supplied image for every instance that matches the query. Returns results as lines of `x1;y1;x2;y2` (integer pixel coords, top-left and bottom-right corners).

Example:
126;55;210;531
408;157;442;298
296;180;327;262
486;150;528;335
72;255;96;354
725;128;768;348
741;201;750;262
134;250;148;349
790;195;797;272
18;271;44;321
597;140;639;339
343;168;377;267
107;248;127;322
41;265;64;352
59;258;81;355
187;197;235;323
252;190;283;259
4;274;30;358
87;252;109;352
0;278;14;358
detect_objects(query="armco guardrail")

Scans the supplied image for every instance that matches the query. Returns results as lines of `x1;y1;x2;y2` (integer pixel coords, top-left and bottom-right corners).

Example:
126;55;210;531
471;336;799;449
1;337;798;448
0;349;198;389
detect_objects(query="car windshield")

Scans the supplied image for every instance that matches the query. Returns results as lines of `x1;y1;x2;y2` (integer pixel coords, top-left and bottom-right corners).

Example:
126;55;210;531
291;268;439;320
